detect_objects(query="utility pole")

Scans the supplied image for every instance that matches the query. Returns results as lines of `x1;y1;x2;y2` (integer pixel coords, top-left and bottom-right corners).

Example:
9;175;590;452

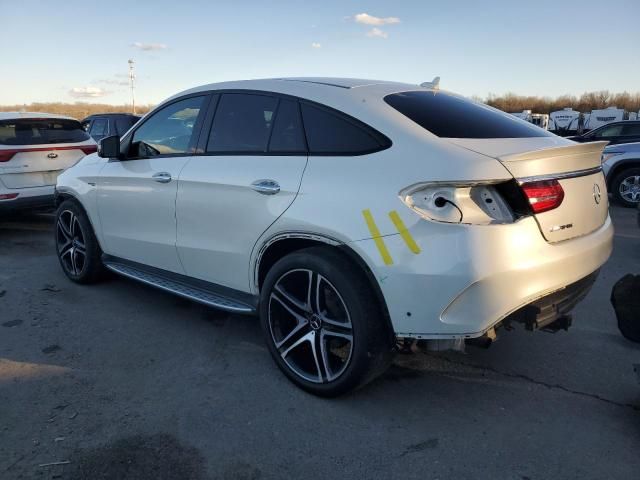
128;59;136;114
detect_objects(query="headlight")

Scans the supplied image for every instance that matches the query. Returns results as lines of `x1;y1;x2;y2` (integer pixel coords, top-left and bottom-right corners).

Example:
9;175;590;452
399;181;516;225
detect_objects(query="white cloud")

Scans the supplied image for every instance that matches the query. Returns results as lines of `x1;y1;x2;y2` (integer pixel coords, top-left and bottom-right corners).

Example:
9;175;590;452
69;87;110;98
366;27;388;39
311;42;321;48
131;42;167;51
354;13;400;26
97;78;129;86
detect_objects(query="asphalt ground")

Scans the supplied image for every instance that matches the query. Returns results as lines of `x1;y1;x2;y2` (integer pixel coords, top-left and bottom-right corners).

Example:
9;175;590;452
1;205;639;479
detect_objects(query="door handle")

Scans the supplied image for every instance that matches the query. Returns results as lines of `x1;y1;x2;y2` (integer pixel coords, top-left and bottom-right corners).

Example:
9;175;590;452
152;172;172;183
251;179;280;195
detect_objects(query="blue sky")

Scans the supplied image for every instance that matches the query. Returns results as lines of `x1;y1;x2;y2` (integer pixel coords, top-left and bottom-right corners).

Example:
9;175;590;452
2;0;639;105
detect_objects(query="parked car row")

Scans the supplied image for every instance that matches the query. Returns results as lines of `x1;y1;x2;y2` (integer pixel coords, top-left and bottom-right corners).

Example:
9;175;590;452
81;113;140;142
0;112;98;212
0;112;141;212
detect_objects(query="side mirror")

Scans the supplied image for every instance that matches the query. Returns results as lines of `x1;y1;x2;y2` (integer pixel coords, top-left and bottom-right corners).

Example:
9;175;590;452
98;135;121;158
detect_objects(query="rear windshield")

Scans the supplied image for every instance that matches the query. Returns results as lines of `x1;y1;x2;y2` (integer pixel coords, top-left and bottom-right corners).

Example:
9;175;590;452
0;118;90;145
384;91;553;139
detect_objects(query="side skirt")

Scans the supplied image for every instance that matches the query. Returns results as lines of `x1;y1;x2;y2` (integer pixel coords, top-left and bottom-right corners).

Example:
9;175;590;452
102;255;258;315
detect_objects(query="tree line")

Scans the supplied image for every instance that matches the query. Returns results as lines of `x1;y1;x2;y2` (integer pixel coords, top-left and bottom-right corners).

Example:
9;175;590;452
483;91;640;114
2;90;640;120
0;102;153;120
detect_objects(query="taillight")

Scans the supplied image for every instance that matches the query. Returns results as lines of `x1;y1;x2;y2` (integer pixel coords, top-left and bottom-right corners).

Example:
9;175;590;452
0;150;18;162
520;179;564;213
399;181;516;224
0;193;19;200
80;145;98;155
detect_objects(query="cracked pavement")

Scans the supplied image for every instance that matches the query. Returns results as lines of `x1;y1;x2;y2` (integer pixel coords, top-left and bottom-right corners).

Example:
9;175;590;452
1;206;639;479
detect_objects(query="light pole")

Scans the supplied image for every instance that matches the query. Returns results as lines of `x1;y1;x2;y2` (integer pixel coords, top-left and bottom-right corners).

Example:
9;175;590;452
128;59;136;114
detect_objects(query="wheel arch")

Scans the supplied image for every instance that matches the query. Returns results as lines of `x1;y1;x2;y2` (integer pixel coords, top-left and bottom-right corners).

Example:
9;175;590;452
54;190;103;251
254;233;394;337
606;159;640;189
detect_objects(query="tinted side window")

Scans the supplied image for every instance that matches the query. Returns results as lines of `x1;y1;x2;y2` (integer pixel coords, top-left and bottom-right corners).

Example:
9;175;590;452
594;124;624;137
115;117;138;135
621;124;640;136
300;103;385;154
384;91;553;139
89;118;108;137
268;99;306;153
130;96;205;157
207;94;278;152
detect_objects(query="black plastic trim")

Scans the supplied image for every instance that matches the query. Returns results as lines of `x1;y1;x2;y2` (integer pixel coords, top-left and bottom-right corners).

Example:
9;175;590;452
102;254;259;310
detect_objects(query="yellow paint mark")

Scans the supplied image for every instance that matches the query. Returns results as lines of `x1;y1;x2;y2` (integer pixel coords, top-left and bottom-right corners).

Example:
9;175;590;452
388;210;421;254
362;209;393;265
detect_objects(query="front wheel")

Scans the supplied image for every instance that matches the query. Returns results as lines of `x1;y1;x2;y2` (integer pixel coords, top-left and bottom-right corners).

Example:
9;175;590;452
55;199;105;284
611;167;640;207
259;247;393;397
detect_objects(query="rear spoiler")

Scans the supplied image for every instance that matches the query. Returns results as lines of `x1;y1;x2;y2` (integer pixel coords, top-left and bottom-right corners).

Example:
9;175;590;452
497;141;608;178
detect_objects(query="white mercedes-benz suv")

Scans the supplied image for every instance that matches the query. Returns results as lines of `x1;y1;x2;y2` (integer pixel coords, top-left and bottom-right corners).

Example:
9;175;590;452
54;78;613;396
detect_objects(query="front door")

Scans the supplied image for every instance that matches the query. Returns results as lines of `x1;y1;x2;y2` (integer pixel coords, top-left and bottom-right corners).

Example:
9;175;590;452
97;95;208;273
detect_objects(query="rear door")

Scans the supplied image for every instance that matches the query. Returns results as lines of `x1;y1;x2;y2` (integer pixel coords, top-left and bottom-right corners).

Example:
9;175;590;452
176;92;308;292
0;118;95;189
97;95;208;273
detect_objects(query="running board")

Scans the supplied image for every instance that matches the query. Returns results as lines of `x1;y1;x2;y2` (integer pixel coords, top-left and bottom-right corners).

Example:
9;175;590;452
102;259;256;314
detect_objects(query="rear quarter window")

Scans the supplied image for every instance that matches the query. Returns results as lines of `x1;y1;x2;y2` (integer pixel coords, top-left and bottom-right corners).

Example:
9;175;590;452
384;91;553;139
300;103;390;155
0;118;90;145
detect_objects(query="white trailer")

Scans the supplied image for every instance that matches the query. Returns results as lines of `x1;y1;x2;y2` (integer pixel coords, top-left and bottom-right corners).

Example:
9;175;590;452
530;113;549;130
510;110;532;121
549;108;581;135
510;110;548;130
585;106;627;130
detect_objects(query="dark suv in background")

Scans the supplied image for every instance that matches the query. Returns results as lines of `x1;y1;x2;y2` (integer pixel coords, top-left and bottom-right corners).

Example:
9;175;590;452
569;120;640;146
81;113;141;142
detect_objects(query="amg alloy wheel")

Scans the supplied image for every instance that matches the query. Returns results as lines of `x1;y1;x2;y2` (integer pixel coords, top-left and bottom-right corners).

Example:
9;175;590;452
56;209;87;277
260;247;392;396
55;199;105;283
268;269;354;383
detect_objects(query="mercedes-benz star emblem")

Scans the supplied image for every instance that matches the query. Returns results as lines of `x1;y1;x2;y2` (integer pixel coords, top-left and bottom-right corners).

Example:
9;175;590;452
593;183;601;205
309;314;322;330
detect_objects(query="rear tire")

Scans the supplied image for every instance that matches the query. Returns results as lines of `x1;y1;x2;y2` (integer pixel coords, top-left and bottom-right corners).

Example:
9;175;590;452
259;247;393;397
55;199;105;284
610;167;640;207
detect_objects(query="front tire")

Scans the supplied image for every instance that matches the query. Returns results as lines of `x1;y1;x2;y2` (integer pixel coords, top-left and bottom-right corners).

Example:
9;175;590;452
259;247;393;397
55;199;105;284
611;167;640;207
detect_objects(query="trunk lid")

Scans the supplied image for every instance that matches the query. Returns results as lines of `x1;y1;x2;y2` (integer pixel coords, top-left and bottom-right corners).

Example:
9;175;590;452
447;137;609;243
0;144;93;188
0;116;96;188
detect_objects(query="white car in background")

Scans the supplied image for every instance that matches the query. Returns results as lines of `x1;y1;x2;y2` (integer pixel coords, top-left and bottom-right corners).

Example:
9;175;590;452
54;78;613;396
0;112;96;212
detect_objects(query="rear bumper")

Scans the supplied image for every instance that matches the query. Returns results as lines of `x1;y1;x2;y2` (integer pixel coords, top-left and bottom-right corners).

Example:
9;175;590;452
351;214;613;338
0;185;55;212
505;270;599;331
